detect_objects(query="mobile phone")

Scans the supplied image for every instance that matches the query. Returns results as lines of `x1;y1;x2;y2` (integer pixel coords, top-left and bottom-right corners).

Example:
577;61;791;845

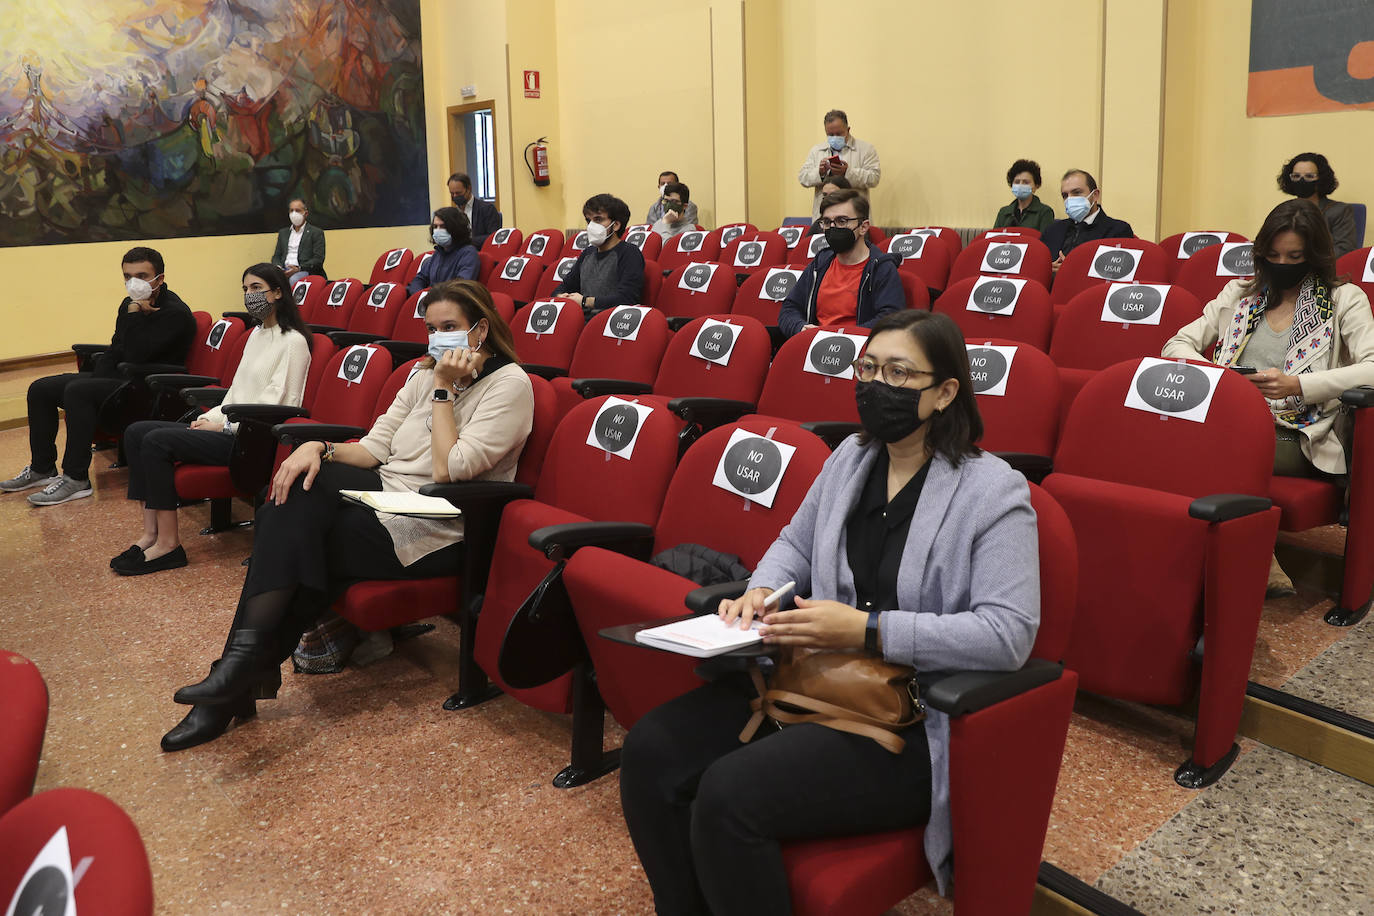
827;155;843;167
1229;365;1258;375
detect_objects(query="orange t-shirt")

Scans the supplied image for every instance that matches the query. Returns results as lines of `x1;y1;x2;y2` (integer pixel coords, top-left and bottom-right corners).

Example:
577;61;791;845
815;257;865;327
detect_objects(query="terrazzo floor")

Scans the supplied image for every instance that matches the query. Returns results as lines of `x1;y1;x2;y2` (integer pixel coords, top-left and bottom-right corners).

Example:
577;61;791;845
1;421;1370;915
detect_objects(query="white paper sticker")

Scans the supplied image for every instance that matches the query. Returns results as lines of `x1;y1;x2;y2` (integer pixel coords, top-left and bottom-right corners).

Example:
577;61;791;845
1101;283;1171;325
807;234;830;257
678;262;719;292
965;276;1028;315
760;268;802;301
337;345;376;383
572;230;590;250
625;230;650;250
525;300;565;336
908;227;942;239
980;242;1028;275
1123;357;1226;423
603;305;652;342
1178;231;1224;259
525;234;550;257
690;318;741;366
492;228;513;246
5;826;76;916
983;231;1023;239
206;319;230;349
1086;245;1141;282
778;226;804;249
292;281;311;304
412;289;429;318
720;225;747;247
710;427;798;509
585;396;654;460
677;230;706;253
501;257;529;281
888;233;928;260
965;343;1018;397
367;283;394;308
1362;249;1374;283
628;223;652;234
554;257;577;281
1214;242;1254;277
327;280;352;305
733;239;766;267
383;248;406;270
803;331;865;379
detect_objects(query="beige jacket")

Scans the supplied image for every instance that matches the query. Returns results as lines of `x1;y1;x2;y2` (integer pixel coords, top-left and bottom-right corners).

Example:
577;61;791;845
357;361;534;564
1163;279;1374;474
798;134;881;218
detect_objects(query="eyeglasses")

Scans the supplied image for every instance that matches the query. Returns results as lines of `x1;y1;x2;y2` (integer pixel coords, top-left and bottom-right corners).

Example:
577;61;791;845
851;357;936;387
817;216;866;230
1288;173;1318;182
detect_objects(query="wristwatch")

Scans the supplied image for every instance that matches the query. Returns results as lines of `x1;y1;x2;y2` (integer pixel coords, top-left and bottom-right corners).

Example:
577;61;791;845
320;441;336;463
864;611;882;654
431;388;450;402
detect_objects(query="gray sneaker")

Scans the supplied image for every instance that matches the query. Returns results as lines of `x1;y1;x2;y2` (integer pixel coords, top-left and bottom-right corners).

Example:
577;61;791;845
27;474;93;506
0;465;60;492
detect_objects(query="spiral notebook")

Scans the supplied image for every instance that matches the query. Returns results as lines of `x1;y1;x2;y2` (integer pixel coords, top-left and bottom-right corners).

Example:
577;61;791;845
340;489;461;518
635;613;764;658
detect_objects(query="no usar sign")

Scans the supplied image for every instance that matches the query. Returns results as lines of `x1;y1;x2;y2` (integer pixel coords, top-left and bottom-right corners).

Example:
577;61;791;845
711;427;797;508
1123;357;1225;424
585;396;654;460
690;319;740;366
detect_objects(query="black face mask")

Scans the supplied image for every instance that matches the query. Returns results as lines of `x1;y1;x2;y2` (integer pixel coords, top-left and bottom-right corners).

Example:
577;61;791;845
854;379;935;443
824;226;859;254
451;192;468;205
1265;260;1310;292
1290;179;1318;199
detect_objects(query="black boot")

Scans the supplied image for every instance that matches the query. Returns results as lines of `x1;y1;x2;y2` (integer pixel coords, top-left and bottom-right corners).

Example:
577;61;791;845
174;630;273;706
161;694;257;752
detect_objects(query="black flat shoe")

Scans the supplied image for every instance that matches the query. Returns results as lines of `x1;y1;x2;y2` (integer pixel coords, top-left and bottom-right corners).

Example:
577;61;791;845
110;545;145;569
115;545;188;576
160;694;257;752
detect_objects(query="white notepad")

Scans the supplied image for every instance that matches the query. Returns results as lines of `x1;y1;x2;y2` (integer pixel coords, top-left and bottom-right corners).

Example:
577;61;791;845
340;489;461;518
635;613;764;658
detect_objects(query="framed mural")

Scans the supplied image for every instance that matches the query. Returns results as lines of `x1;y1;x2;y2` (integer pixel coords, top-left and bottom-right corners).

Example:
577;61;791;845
1249;0;1374;116
0;0;428;247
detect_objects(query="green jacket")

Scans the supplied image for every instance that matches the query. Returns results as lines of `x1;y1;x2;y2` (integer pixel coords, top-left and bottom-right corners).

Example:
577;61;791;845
993;196;1056;233
272;224;327;277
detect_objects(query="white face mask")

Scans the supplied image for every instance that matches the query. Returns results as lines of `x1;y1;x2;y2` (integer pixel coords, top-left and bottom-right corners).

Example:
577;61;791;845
289;211;305;228
126;275;158;300
585;220;612;247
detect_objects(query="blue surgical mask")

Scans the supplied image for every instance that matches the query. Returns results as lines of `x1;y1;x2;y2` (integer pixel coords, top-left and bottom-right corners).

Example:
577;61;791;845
1064;195;1092;222
428;329;469;361
1012;183;1034;201
827;135;845;152
432;228;452;247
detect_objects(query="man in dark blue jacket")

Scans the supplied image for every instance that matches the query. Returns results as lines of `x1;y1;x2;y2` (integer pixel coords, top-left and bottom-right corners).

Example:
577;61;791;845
554;194;645;318
448;173;503;250
1040;169;1134;271
778;189;903;338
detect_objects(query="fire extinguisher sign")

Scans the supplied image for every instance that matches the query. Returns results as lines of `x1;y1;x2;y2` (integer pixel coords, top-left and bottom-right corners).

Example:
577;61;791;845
523;71;541;98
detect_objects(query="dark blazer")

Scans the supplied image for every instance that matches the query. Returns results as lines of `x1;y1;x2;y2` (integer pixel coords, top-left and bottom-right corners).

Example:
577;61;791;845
777;244;904;338
272;224;327;277
1040;210;1134;261
469;199;503;250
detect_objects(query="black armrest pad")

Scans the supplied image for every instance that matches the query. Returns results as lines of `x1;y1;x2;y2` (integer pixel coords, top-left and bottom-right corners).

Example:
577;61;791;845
328;331;386;348
118;361;186;380
307;322;345;335
1341;386;1374;409
379;340;428;362
994;452;1054;482
527;521;656;559
223;403;309;424
71;343;106;355
800;421;862;449
148;373;219;393
182;387;229;408
684;580;751;614
667;397;757;426
221;311;257;326
271;421;363;444
420;480;534;511
665;316;695;332
570;378;654;398
523;364;569;381
924;660;1063;716
1188;493;1272;522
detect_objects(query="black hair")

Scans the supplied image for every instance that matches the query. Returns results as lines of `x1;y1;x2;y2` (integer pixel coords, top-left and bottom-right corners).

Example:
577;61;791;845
659;171;679;183
122;246;164;276
583;193;630;238
859;311;983;465
663;181;690;205
819;175;852;191
431;207;473;248
824;109;849;126
1278;152;1338;197
242;263;311;338
819;187;869;222
1244;198;1344;297
1007;159;1042;187
1061;169;1098;192
447;172;472;190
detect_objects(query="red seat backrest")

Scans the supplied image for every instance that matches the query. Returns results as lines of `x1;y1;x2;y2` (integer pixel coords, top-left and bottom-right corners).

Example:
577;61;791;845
189;315;243;378
898;272;932;310
979;227;1042;242
721;232;787;276
0;650;46;818
1051;238;1170;304
773;225;809;254
314;278;364;329
478;250;498;283
515;374;559;487
623;226;665;262
1159;231;1248;281
369;247;413;286
965;336;1060;457
301;333;339;407
886;232;954;292
731;268;803;325
652;314;772;404
373;357;426;423
900;226;963;260
390;290;431;344
561;228;594;259
489;291;516;324
657;262;738;320
1050;283;1204;372
291;275;328;322
1174;241;1254;306
536;255;580;299
658;229;720;271
1027;482;1078;662
642;259;664;307
707;222;758;253
511;298;585;371
404;250;435;286
566;306;672;382
486;255;547;305
1336;246;1374;303
482;227;523;260
788;232;831;267
522;228;565;267
348;282;407;337
755;326;869;424
949;237;1054;289
218;326;256;387
310;344;394;428
933;276;1054;351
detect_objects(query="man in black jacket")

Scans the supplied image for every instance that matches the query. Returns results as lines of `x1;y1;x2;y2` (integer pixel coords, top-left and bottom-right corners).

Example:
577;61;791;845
271;199;327;281
448;173;503;249
2;247;197;506
1040;169;1134;271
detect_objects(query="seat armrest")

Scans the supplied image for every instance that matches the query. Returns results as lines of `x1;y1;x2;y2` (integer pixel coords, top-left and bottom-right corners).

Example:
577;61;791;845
420;480;534;512
117;361;186;381
924;660;1063;716
327;331;385;348
379;340;428;363
148;373;219;393
182;387;229;408
570;378;654;398
1188;493;1272;523
307;322;345;335
527;521;656;561
270;421;364;444
665;316;695;332
800;421;862;449
522;364;569;381
222;403;309;425
994;452;1054;484
71;343;106;356
684;580;751;614
1340;386;1374;409
667;397;756;430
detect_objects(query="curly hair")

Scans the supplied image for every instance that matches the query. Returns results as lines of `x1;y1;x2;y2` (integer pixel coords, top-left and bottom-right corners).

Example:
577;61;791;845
1006;159;1042;187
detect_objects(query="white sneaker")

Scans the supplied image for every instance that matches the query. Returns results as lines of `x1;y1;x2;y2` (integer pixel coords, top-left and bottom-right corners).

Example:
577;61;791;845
0;465;60;492
27;475;94;506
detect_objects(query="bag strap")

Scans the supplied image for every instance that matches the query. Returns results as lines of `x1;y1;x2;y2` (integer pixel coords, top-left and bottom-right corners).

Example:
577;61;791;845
738;664;771;744
765;688;922;731
767;707;908;754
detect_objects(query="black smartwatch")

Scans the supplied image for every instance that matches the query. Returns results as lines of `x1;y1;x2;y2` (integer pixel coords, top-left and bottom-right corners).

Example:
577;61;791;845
431;388;450;402
864;611;882;654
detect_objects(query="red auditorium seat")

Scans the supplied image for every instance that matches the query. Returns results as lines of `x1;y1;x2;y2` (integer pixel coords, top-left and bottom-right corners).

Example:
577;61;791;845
933;276;1054;351
326;281;408;347
486;255;547;306
289;275;328;322
898;226;963;261
966;336;1061;464
1049;238;1170;305
477;250;498;283
788;233;831;267
481;227;523;261
750;325;868;436
368;247;413;286
560;227;593;259
511;298;586;377
948;237;1054;290
898;271;933;311
521;228;565;268
977;226;1042;242
1159;231;1248;282
535;255;579;299
1043;358;1280;786
622;226;665;262
309;278;365;333
1175;240;1254;306
721;232;788;279
885;231;953;293
658;229;721;272
641;259;664;307
550;306;672;417
403;250;434;287
774;224;808;256
1336;246;1374;302
706;222;757;253
730;267;803;326
0;651;46;817
657;262;738;323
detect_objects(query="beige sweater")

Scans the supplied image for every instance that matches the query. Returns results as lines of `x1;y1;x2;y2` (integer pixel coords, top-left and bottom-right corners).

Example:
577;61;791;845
203;325;311;427
1163;279;1374;474
356;361;534;565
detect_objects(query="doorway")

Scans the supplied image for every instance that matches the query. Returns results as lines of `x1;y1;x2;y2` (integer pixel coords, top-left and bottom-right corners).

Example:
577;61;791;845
447;102;499;211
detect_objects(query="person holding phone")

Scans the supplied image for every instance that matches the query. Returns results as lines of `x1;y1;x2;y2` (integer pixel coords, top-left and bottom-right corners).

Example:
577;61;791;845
797;109;881;219
645;171;699;228
1164;198;1374;594
650;182;694;241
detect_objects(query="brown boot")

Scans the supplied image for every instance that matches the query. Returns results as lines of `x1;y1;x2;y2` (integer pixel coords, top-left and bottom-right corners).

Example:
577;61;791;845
1266;554;1296;598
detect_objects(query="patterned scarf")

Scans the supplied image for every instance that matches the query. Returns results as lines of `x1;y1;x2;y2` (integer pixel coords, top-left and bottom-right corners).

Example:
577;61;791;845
1214;276;1336;428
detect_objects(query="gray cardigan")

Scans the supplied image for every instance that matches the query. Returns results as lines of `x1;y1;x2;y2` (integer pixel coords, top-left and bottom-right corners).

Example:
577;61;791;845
749;438;1040;895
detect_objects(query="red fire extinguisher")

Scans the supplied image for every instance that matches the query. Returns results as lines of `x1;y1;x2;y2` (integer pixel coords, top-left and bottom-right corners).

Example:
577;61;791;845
525;137;550;187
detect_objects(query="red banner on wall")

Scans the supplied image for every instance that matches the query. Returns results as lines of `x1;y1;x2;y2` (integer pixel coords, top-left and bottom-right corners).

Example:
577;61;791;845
1248;0;1374;117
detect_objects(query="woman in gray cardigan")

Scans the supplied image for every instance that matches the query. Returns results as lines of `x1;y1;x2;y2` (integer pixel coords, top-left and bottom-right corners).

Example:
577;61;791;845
618;310;1041;915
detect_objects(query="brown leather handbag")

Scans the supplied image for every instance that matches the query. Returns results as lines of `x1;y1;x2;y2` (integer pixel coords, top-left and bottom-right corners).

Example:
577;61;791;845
739;648;926;753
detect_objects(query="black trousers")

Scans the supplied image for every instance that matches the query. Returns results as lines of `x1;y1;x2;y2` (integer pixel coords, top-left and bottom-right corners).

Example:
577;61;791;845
619;673;933;916
124;420;236;510
27;373;126;479
232;462;462;663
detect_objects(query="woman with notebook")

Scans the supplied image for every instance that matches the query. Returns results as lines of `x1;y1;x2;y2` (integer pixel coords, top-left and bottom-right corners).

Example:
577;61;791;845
617;310;1042;913
161;279;535;751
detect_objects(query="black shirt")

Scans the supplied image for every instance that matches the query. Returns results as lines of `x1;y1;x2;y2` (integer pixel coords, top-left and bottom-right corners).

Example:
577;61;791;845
845;449;931;614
